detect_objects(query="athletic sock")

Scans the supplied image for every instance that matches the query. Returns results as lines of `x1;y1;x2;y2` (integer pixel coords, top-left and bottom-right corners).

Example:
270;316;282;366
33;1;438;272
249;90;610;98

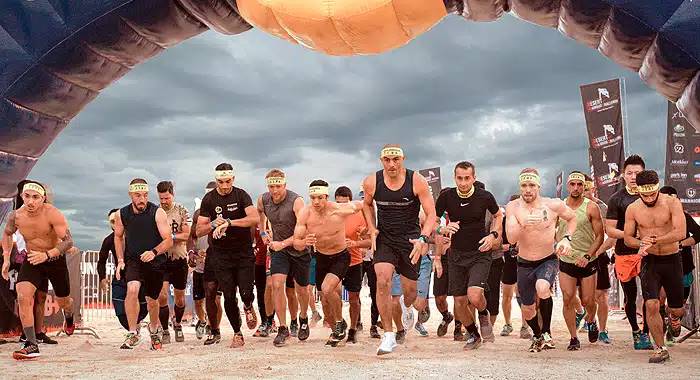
159;305;170;331
540;297;553;334
642;303;649;334
526;316;542;338
23;327;37;345
211;328;220;335
465;323;480;337
478;309;488;317
441;310;450;320
64;309;74;325
174;305;185;325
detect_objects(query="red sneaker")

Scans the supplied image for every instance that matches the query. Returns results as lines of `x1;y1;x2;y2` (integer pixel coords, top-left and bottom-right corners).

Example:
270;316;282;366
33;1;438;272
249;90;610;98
244;306;258;330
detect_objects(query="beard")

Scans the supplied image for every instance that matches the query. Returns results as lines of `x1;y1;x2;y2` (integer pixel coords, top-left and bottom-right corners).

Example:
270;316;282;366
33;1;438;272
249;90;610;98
641;195;659;208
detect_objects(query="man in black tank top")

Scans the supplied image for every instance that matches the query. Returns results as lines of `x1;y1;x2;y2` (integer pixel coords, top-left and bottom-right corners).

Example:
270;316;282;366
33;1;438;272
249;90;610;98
361;145;437;355
113;179;173;351
195;163;260;348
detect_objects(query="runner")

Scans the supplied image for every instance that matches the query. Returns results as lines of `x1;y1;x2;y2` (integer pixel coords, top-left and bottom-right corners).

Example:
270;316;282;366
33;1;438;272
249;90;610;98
358;186;382;339
605;155;653;350
505;168;576;352
257;169;311;346
187;181;223;342
196;163;259;348
293;180;364;346
584;175;615;344
113;179;173;351
156;181;191;344
361;144;437;355
480;182;505;342
557;171;604;351
334;186;370;344
499;194;531;339
2;181;76;360
623;170;686;363
252;226;274;337
435;162;501;350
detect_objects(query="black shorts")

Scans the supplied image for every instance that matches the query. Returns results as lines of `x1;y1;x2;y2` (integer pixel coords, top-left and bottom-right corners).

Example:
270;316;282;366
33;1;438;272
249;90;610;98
448;249;492;296
516;254;558;306
433;255;449;297
374;236;419;281
596;254;612;290
486;257;504;316
270;249;311;287
17;257;70;297
501;253;518;285
559;259;598;279
316;250;350;291
163;258;188;290
640;253;684;308
124;256;166;300
209;248;255;300
343;263;363;293
192;271;205;301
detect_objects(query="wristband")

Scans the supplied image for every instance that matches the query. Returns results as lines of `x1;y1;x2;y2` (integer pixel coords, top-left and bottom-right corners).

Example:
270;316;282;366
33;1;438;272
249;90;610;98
152;248;159;256
261;231;268;238
210;221;216;230
171;233;176;241
563;235;572;242
490;231;499;239
436;226;443;235
583;254;591;261
418;235;428;243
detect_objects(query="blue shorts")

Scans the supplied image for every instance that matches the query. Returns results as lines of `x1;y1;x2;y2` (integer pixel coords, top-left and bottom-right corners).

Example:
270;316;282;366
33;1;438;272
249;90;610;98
391;255;432;298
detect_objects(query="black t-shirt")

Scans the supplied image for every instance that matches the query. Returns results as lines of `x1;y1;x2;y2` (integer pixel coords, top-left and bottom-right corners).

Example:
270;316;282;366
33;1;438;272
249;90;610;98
682;212;700;274
97;232;115;280
606;189;639;256
199;187;254;252
436;187;499;252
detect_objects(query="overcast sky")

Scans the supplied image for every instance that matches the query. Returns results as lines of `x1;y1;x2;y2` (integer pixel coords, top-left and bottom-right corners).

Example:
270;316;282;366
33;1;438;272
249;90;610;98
29;14;668;249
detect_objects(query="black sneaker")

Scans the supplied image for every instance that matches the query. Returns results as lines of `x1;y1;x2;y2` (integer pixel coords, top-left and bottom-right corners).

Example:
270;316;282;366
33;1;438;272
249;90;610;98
274;326;290;347
36;332;58;345
418;307;431;324
370;325;381;339
19;333;26;343
347;329;357;344
454;326;465;342
204;332;221;345
587;321;599;343
298;318;310;341
567;337;581;351
356;322;363;332
463;333;482;350
529;337;544;352
290;320;299;337
396;329;406;345
331;321;347;342
13;342;40;360
325;333;339;347
437;312;454;337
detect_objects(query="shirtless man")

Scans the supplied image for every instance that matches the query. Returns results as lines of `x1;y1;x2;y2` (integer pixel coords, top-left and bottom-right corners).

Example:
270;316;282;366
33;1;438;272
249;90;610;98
293;180;364;345
2;181;75;360
362;145;437;355
623;170;686;363
505;168;576;352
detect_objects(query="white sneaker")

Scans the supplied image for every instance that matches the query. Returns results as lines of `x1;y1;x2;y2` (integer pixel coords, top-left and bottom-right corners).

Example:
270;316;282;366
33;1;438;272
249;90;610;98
400;295;415;331
377;332;398;355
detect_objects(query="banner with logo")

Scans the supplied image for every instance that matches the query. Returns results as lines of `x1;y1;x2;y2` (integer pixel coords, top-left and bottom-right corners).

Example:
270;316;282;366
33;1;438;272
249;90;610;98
580;78;625;203
665;101;700;213
419;167;442;201
555;171;563;198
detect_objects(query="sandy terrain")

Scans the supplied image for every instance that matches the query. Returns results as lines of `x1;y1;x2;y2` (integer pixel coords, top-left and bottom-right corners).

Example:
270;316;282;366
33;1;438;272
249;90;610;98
2;296;700;379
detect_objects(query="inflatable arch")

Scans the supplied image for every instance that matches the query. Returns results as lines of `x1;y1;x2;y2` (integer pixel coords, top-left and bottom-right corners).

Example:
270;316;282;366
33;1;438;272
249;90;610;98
0;0;698;223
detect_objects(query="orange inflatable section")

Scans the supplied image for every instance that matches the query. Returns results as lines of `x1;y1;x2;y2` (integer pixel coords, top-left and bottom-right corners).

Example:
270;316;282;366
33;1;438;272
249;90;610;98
237;0;448;55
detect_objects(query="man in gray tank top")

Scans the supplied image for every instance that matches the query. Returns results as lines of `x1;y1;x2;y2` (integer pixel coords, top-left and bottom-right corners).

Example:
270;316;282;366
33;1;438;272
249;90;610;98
257;169;311;347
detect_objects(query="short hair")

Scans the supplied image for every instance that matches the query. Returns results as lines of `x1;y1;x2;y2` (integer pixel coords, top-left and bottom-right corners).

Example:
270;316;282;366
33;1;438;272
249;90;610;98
310;179;329;188
265;169;285;179
569;170;584;176
623;154;645;170
454;161;475;175
129;178;147;185
108;208;119;217
334;186;352;199
206;181;216;189
520;168;539;175
635;170;659;187
509;194;520;202
215;163;233;171
381;143;402;150
157;181;174;194
659;186;678;196
583;173;592;182
474;181;485;190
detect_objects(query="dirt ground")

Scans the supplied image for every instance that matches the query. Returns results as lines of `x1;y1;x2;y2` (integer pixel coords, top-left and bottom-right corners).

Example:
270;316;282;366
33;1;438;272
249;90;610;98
2;296;700;379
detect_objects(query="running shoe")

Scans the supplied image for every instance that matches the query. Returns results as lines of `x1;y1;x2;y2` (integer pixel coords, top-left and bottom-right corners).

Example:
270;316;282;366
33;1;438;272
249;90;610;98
437;312;454;337
542;332;555;349
195;321;207;340
356;321;363;332
325;333;339;347
400;295;415;331
63;313;75;336
290;320;299;338
270;320;278;334
36;332;58;345
414;322;428;337
649;347;670;364
174;324;184;343
347;329;358;344
120;332;142;349
529;336;544;352
273;326;290;347
370;325;381;339
253;323;269;338
204;332;221;346
377;332;398;355
205;325;211;336
454;326;465;341
587;321;599;343
567;337;581;351
418;307;431;324
230;332;245;348
162;329;171;344
331;320;347;342
150;327;163;350
639;332;653;350
598;330;611;344
520;326;532;340
396;329;406;345
298;318;310;341
244;305;258;330
500;324;513;337
12;342;40;360
311;310;323;327
479;312;495;343
575;310;586;331
463;333;482;350
670;314;682;338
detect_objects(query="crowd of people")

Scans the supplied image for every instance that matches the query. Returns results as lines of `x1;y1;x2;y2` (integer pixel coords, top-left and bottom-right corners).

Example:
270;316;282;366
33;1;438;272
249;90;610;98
2;145;697;365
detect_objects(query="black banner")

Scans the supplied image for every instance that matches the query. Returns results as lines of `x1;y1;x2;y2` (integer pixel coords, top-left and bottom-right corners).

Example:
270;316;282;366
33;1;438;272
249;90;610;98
580;78;625;203
665;101;700;214
419;167;442;201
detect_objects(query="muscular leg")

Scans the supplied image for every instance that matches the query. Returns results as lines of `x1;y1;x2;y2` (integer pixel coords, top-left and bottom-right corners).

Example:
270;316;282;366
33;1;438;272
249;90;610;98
400;275;418;309
375;263;395;332
391;296;404;331
580;275;597;324
453;295;470;332
501;284;514;326
596;289;609;332
535;280;553;335
146;295;161;332
645;299;663;347
173;289;186;326
295;281;309;320
436;295;448;314
125;281;141;332
321;274;342;324
158;282;170;332
307;285;318;313
34;291;47;333
264;276;274;321
559;273;579;338
16;282;37;343
286;286;299;321
271;274;288;327
349;291;361;330
194;299;206;321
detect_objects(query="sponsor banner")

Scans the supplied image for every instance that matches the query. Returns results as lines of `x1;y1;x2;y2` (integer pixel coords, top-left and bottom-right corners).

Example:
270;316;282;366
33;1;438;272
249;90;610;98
419;167;442;202
580;79;625;203
665;101;700;213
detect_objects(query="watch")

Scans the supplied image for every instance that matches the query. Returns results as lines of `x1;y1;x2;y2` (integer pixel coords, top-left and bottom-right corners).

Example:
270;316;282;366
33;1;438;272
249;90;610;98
489;231;499;239
152;248;159;256
583;254;591;261
418;235;429;243
564;235;572;242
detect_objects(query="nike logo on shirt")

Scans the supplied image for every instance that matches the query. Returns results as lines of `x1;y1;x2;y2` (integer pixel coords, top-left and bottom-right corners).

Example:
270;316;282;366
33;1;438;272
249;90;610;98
460;203;469;207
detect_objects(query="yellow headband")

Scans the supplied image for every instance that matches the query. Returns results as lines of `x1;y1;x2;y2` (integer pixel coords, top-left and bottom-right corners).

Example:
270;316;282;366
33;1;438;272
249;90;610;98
22;183;45;196
637;183;659;195
266;177;286;186
584;181;594;191
129;183;149;193
567;173;586;184
309;186;329;196
215;170;234;179
519;173;540;186
380;147;404;158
